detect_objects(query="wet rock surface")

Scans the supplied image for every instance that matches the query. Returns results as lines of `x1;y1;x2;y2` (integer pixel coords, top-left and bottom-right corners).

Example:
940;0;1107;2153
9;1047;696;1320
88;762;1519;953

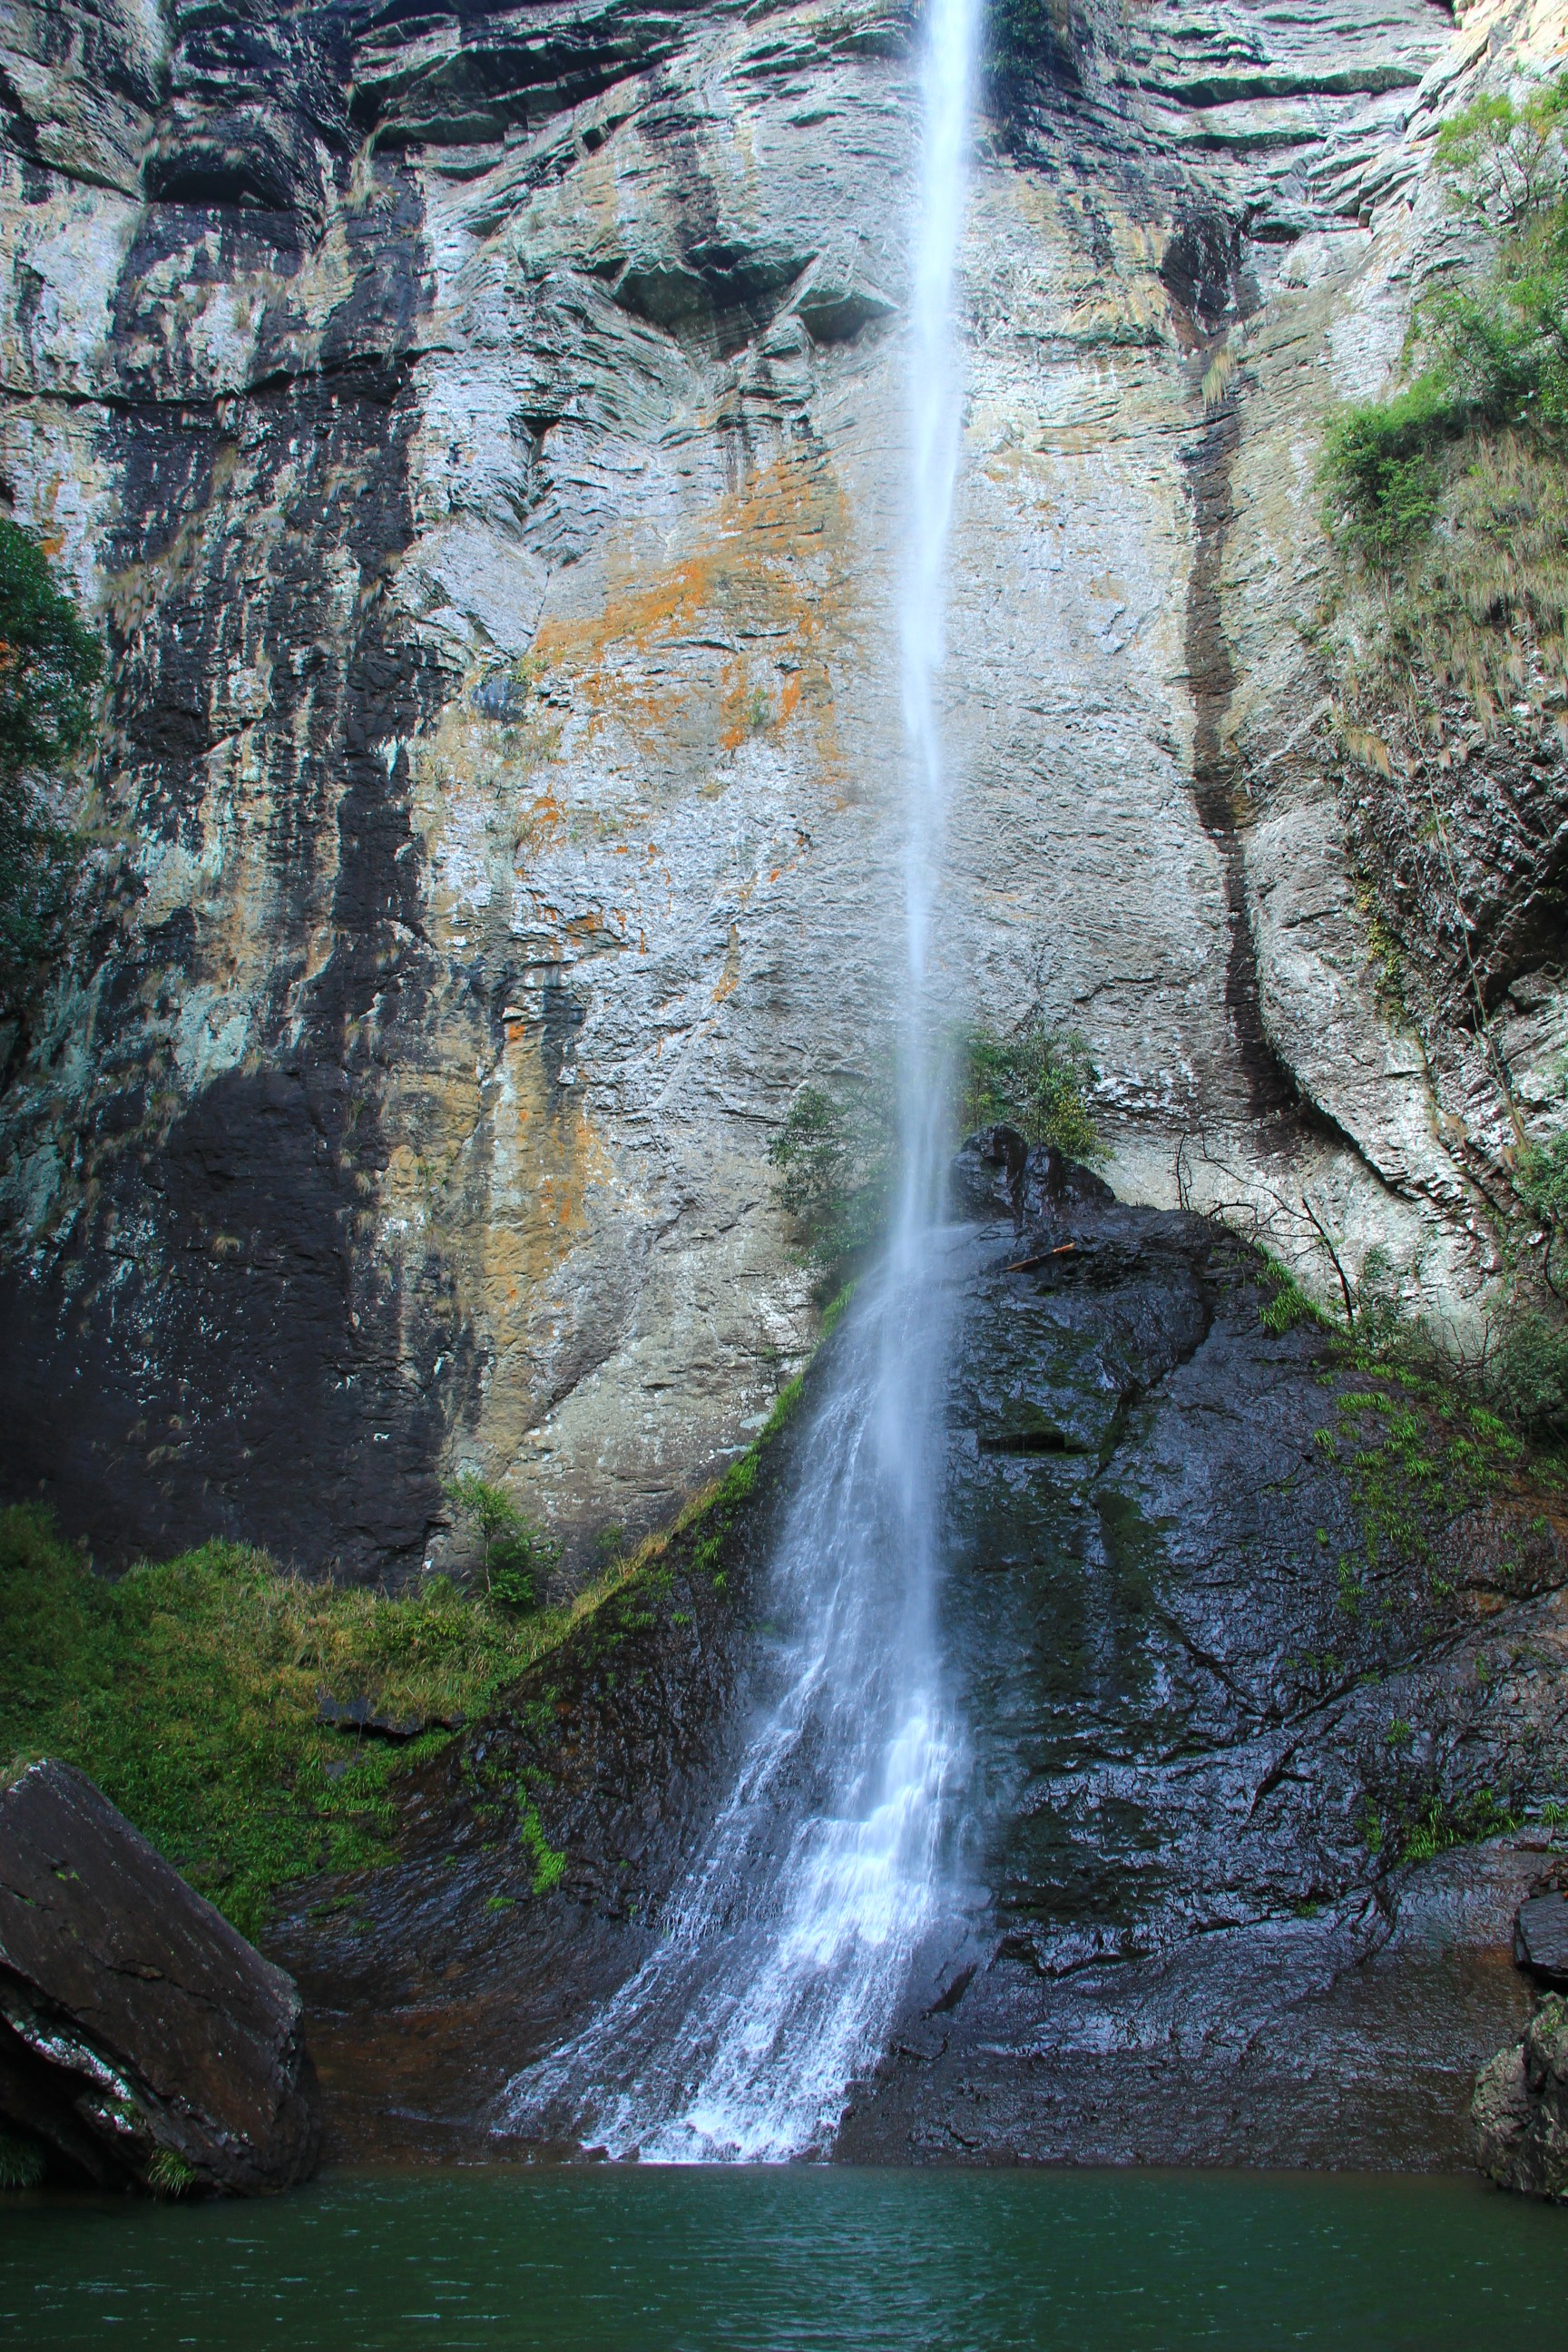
273;1152;1568;2166
1515;1886;1568;1991
838;1149;1568;2163
1475;1993;1568;2202
0;1759;320;2193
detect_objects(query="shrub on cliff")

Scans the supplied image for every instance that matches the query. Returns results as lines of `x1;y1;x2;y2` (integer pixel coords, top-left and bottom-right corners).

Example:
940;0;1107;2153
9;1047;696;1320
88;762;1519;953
441;1473;559;1612
769;1073;897;1275
958;1019;1106;1163
1319;379;1455;565
1321;81;1568;575
0;520;101;1026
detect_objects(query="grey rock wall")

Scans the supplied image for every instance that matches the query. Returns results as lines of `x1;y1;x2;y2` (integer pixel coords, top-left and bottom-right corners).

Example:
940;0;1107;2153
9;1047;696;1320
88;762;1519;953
1;0;1562;1576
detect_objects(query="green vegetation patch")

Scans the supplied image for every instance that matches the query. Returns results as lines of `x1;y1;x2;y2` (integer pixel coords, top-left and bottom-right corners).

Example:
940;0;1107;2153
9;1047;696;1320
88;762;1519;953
1319;81;1568;717
770;1019;1103;1281
957;1021;1105;1165
0;1507;587;1941
1257;1251;1331;1337
0;519;103;1025
1400;1785;1518;1864
1328;1375;1523;1573
1321;377;1456;568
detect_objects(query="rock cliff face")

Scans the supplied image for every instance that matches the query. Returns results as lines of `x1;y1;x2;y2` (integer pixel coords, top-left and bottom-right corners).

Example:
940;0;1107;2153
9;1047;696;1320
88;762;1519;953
2;0;1565;1573
270;1152;1568;2167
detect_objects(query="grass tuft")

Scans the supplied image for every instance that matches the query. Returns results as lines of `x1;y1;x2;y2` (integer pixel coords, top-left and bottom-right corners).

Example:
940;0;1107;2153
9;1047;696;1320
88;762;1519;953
0;2130;44;2192
147;2148;198;2200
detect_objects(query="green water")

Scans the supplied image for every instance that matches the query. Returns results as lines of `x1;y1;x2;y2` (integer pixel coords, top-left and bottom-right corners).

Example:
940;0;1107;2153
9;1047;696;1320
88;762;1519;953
3;2166;1566;2351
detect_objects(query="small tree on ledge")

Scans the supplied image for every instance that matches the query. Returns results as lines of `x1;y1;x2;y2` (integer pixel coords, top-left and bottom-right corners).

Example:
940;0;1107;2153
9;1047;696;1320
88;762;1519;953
441;1474;559;1614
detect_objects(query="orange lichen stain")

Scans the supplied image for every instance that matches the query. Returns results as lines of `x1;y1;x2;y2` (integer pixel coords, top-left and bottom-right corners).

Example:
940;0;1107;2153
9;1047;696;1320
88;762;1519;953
514;781;569;860
478;1051;616;1333
710;922;741;1007
531;446;855;789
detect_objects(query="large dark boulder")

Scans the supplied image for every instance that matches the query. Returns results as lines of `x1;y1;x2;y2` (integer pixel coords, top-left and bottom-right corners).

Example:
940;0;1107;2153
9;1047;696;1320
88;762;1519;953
0;1759;319;2194
1515;1889;1568;1989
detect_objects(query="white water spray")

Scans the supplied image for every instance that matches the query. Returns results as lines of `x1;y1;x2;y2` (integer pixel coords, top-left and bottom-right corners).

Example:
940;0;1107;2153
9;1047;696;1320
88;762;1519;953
502;0;978;2161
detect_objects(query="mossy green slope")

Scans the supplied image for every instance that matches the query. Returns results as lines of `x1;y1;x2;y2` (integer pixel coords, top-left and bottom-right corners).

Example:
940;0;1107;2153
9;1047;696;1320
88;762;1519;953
0;1513;632;1941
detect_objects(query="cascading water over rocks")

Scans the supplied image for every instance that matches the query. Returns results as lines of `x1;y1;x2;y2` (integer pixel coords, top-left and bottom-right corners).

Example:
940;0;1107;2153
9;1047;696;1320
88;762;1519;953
501;0;979;2161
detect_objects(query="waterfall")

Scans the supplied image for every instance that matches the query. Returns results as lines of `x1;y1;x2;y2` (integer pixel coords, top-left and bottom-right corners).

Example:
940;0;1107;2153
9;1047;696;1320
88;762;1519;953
501;0;978;2163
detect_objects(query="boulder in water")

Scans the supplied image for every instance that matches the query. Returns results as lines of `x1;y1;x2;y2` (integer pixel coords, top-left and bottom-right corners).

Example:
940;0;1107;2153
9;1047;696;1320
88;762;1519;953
0;1758;319;2193
1474;1995;1568;2200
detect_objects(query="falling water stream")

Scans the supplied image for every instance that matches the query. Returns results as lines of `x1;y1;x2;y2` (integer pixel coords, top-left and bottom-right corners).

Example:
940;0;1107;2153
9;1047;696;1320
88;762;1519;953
502;0;978;2161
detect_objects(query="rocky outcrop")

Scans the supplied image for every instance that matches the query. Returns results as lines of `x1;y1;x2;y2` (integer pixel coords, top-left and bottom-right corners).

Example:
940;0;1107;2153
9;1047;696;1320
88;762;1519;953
0;1758;319;2192
838;1141;1568;2164
270;1387;800;2158
1475;1994;1568;2197
1516;1885;1568;1985
270;1154;1568;2164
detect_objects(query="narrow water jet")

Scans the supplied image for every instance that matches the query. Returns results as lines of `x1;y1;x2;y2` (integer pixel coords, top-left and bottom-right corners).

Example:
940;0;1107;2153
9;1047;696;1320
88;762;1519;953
500;0;978;2162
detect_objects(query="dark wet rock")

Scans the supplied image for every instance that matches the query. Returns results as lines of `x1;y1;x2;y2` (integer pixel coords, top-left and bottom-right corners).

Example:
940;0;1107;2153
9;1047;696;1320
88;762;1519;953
952;1132;1117;1232
1475;1994;1568;2200
316;1693;464;1741
838;1178;1568;2166
270;1167;1568;2168
0;1759;319;2194
955;1126;1031;1228
1515;1888;1568;1989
